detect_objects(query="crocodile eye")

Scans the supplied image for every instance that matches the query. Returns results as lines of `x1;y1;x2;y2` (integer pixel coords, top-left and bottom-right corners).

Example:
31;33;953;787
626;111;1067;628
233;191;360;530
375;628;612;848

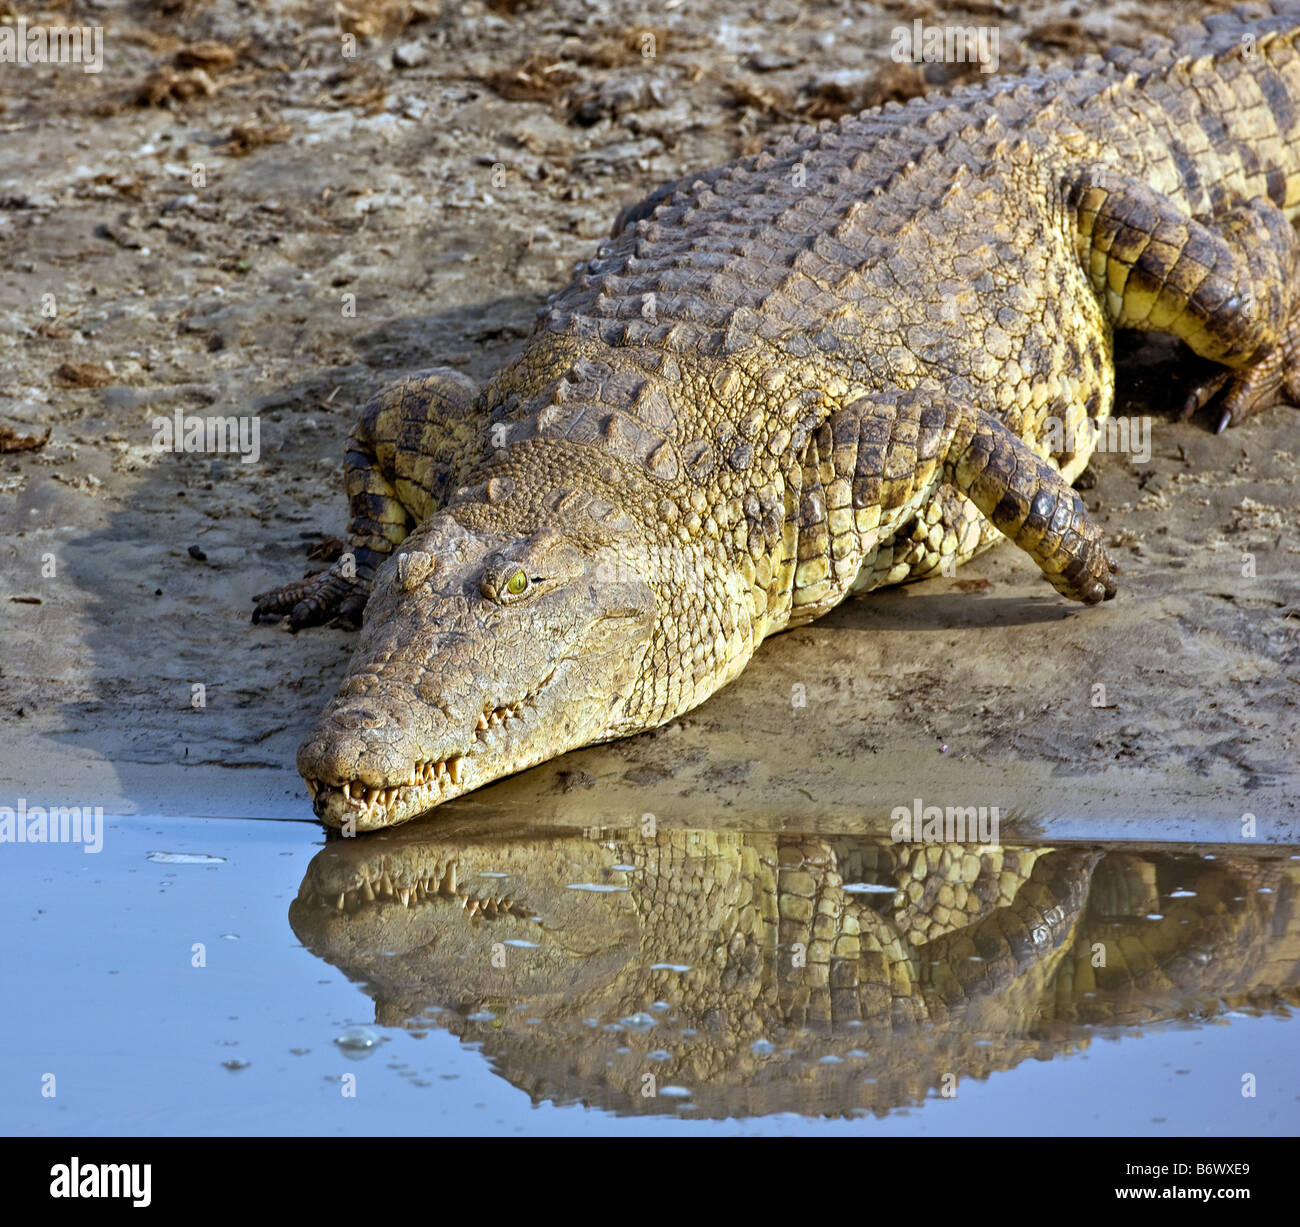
505;570;528;597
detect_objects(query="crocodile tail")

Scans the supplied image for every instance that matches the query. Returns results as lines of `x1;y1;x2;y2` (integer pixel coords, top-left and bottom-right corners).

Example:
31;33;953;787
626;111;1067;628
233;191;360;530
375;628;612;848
1099;1;1300;77
1077;3;1300;225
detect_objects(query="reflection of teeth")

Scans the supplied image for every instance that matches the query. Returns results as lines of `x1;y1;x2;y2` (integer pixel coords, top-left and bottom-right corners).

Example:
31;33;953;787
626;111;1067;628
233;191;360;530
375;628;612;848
331;859;531;921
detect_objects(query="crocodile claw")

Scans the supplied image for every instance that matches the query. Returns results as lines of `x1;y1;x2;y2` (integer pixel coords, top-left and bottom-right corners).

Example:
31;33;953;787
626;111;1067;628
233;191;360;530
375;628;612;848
1180;331;1300;432
252;570;369;631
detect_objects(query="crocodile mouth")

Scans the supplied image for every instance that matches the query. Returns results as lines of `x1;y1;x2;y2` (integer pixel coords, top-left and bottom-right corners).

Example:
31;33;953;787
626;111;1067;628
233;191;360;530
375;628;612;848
303;698;527;828
310;856;535;922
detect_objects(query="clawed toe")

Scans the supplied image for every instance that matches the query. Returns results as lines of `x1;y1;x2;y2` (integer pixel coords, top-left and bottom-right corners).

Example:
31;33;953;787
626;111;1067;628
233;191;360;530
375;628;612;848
1179;370;1231;422
251;570;368;631
1180;339;1300;432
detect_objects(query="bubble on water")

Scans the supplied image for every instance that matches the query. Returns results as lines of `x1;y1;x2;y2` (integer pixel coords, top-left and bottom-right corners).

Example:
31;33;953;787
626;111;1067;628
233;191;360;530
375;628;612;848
659;1085;691;1099
334;1026;381;1054
566;883;629;892
502;939;539;948
842;882;896;895
647;1049;672;1062
650;963;691;973
466;1010;497;1023
221;1059;250;1072
619;1012;656;1033
750;1039;775;1055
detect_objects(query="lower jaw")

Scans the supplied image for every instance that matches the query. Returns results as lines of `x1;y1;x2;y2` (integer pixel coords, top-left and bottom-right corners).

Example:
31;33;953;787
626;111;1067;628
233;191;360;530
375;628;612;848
309;772;467;831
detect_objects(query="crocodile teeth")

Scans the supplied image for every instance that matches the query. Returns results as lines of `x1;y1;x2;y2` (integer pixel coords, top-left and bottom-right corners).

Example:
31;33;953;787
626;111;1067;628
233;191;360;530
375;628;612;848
477;714;489;731
448;756;463;785
398;887;411;906
342;781;352;800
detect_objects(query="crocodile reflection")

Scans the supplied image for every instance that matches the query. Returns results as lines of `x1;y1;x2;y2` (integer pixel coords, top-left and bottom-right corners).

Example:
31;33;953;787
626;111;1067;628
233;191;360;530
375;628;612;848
289;823;1300;1118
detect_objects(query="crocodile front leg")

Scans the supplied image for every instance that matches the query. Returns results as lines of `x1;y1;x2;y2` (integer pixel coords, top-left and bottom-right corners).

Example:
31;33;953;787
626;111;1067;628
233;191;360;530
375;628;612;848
1065;164;1300;432
252;367;486;630
822;388;1117;606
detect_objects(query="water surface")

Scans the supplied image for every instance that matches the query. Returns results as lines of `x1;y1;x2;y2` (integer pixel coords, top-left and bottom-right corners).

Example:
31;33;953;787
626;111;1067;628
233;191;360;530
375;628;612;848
4;816;1297;1135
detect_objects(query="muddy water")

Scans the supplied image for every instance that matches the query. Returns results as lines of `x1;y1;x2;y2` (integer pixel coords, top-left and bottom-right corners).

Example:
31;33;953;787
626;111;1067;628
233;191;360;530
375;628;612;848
3;815;1296;1135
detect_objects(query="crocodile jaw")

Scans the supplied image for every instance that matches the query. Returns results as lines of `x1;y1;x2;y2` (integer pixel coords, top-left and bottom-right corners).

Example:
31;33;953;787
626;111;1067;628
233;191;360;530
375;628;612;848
303;688;571;832
296;514;658;831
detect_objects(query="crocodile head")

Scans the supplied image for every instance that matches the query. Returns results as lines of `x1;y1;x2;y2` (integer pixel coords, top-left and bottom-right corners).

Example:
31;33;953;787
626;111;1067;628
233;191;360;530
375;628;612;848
298;508;659;831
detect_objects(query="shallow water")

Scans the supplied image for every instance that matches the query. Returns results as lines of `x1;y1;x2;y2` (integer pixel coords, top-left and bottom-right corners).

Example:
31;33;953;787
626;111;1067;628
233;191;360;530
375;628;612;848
4;815;1297;1136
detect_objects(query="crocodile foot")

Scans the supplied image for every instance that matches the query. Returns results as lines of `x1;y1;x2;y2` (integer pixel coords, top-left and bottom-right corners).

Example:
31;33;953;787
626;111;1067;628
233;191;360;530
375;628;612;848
1180;327;1300;433
251;567;369;631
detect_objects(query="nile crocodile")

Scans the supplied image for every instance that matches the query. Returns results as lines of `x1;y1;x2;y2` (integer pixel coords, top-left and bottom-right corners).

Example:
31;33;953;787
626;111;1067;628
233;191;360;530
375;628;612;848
255;4;1300;830
289;822;1300;1117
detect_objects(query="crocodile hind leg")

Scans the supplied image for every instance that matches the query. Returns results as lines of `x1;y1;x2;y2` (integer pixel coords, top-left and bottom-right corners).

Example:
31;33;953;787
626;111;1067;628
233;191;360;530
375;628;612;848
1065;164;1300;432
252;367;484;630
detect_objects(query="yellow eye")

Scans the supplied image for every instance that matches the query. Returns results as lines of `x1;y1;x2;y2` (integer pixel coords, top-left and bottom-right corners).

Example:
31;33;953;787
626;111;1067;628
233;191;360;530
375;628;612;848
505;570;528;596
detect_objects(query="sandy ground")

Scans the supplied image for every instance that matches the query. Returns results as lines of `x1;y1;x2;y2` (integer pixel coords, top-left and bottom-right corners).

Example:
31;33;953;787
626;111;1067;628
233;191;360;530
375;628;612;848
0;0;1296;839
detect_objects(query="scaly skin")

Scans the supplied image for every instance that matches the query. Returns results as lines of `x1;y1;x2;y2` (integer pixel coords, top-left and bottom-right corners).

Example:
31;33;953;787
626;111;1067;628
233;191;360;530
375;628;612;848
255;4;1300;830
289;825;1300;1118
